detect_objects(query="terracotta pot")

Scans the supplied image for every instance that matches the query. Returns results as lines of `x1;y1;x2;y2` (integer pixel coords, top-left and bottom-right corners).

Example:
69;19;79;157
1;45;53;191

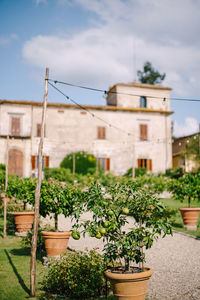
105;267;153;300
41;231;71;257
179;207;200;230
11;211;34;233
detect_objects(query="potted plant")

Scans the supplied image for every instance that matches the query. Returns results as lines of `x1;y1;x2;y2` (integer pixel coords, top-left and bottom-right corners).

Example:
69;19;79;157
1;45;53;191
38;179;80;256
73;181;172;300
6;176;36;234
169;173;200;230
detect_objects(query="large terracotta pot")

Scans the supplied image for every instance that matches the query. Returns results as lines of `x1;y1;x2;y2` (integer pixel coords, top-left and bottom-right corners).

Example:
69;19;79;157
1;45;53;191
41;231;71;257
105;267;153;300
11;211;34;233
179;208;200;230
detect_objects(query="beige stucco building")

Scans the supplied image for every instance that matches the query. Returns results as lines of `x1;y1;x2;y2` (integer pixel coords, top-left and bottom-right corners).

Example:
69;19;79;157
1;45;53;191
0;81;173;177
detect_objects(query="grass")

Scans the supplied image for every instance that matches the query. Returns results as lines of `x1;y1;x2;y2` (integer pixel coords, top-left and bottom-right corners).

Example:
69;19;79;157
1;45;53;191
0;215;115;300
0;234;45;299
161;197;200;238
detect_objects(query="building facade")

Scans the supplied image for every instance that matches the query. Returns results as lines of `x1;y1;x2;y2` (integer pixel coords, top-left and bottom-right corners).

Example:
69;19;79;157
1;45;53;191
172;133;200;172
0;82;173;177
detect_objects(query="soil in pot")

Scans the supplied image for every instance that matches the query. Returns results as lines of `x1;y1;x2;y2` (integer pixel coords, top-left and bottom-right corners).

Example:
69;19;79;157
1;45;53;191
105;266;153;300
179;208;200;230
41;231;71;257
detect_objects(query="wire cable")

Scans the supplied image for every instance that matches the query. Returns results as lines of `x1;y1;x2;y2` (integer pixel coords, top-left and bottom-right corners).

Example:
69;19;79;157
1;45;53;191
48;78;200;102
48;81;133;136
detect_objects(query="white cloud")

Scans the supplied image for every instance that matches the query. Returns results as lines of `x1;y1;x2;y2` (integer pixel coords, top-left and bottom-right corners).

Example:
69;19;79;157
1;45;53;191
173;117;199;138
22;0;200;97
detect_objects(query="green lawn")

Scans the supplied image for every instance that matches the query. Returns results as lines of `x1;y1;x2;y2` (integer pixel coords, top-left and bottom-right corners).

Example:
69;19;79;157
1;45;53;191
161;198;200;238
0;216;115;300
0;235;45;299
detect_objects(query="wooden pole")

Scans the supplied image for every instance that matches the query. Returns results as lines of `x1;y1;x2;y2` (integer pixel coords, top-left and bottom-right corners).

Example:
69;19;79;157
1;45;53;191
30;68;49;297
73;152;75;175
3;135;9;238
96;156;98;173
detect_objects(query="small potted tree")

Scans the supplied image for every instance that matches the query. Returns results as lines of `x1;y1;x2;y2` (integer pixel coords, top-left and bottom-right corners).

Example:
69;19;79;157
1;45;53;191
7;176;36;234
73;181;172;300
38;179;80;256
169;173;200;230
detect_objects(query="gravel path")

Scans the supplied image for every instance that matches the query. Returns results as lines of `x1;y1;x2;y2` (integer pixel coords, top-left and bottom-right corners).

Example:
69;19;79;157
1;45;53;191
56;215;200;300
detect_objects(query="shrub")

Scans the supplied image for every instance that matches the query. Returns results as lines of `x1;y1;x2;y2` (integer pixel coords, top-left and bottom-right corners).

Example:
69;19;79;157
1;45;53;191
0;164;5;171
165;167;184;179
43;167;74;183
42;250;108;298
60;151;98;175
124;167;147;177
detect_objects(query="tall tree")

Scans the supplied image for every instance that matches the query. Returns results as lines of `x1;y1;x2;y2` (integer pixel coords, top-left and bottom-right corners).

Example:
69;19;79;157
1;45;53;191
137;61;166;85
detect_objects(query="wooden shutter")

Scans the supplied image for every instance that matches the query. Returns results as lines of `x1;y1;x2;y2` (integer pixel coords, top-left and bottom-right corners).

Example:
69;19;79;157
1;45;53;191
98;127;106;139
31;156;36;170
140;124;147;141
105;158;110;171
37;124;41;137
44;156;49;168
137;158;141;168
37;124;46;137
148;159;152;172
11;117;20;136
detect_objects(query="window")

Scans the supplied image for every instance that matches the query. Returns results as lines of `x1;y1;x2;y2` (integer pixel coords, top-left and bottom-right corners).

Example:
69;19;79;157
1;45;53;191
137;158;152;172
140;96;147;108
140;124;148;141
31;155;49;170
36;124;46;137
97;127;106;139
98;158;110;171
11;116;20;136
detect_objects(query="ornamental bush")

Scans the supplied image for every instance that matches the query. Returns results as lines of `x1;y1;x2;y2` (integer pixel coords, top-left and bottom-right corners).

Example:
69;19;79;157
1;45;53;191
42;250;108;298
60;151;98;175
43;167;74;183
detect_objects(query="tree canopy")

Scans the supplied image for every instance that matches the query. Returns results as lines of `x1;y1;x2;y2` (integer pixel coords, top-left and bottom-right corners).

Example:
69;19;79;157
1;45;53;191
137;61;166;85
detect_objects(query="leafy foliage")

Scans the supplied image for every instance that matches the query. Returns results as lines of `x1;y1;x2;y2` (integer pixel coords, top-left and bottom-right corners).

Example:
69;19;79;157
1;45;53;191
0;164;5;171
165;167;184;179
168;173;200;207
74;181;172;271
137;61;166;85
42;250;109;298
60;151;98;175
124;167;147;178
43;167;74;183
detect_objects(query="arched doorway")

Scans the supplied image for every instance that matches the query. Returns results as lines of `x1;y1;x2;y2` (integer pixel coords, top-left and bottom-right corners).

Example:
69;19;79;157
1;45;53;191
8;149;24;177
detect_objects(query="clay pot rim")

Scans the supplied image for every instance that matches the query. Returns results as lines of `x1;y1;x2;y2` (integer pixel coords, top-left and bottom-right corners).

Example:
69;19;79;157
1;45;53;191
105;267;153;280
179;207;200;211
41;230;71;237
10;211;35;215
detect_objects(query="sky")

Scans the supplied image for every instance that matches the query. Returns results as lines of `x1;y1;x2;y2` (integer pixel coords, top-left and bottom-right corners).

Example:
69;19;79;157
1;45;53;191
0;0;200;138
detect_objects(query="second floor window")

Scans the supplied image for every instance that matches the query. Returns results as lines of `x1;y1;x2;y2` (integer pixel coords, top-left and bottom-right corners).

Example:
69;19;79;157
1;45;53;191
140;96;147;108
36;124;46;137
97;126;106;139
11;116;20;136
140;124;148;141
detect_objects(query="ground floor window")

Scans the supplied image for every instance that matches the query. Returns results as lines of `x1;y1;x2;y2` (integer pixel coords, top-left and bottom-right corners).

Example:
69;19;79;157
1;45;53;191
137;158;152;172
31;155;49;170
98;157;110;171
